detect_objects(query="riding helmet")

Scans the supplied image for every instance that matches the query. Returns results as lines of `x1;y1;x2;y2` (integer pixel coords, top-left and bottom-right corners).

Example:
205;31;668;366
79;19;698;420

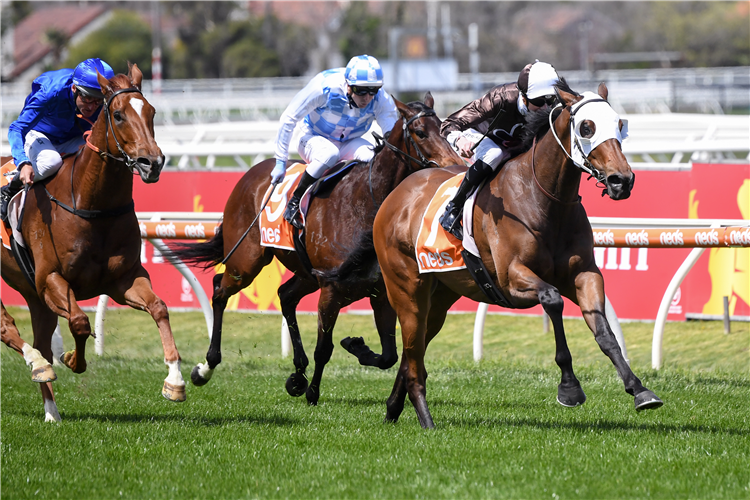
73;58;115;99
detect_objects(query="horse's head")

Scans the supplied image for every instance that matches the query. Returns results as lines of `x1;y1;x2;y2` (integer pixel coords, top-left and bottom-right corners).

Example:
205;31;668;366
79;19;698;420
96;63;165;183
391;92;463;170
557;82;633;200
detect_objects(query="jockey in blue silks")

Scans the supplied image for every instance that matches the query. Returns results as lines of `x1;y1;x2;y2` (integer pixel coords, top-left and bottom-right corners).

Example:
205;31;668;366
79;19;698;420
1;58;115;222
270;54;399;229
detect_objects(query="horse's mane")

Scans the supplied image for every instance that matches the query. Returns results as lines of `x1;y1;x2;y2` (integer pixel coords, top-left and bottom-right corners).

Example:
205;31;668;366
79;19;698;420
518;77;579;152
371;100;432;156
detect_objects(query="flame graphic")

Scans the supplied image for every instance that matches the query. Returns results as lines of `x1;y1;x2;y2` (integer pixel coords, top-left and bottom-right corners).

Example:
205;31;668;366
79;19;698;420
701;179;749;315
216;258;287;312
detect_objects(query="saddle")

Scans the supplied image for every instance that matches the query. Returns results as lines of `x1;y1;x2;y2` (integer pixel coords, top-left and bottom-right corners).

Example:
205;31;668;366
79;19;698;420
1;160;36;289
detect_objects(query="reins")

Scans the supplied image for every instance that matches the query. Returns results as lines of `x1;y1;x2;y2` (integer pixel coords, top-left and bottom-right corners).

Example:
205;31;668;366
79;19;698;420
530;135;580;206
45;86;144;220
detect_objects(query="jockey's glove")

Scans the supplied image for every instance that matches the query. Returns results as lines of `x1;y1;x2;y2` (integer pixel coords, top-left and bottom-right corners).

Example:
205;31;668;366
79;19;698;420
271;159;287;184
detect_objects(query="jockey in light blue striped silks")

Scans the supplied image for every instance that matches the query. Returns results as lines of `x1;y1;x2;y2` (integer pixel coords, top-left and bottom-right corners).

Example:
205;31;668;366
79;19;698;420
270;54;399;229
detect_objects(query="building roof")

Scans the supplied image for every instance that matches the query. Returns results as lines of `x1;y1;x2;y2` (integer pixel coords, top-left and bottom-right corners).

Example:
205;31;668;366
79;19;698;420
8;4;108;80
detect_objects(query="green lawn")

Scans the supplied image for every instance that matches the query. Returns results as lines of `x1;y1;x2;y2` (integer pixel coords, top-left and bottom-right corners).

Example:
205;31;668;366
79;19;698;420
2;307;748;499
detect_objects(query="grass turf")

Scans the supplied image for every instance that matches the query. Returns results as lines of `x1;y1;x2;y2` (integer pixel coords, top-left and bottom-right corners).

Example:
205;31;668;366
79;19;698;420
2;307;748;499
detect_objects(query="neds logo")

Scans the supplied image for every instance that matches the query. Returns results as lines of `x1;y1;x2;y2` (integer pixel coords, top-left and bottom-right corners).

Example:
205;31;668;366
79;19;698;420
694;229;719;246
625;230;649;246
659;229;684;246
593;230;615;246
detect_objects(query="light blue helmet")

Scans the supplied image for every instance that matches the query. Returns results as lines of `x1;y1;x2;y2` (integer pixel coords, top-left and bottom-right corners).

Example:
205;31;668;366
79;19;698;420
72;58;115;99
344;55;383;87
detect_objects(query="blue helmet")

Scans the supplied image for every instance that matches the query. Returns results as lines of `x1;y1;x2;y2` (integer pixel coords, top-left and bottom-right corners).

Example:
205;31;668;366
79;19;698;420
344;55;383;87
72;58;114;99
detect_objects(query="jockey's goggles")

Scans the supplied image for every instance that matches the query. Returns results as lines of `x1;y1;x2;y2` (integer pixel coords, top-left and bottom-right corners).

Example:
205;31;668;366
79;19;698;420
528;94;557;107
350;85;380;96
77;93;103;105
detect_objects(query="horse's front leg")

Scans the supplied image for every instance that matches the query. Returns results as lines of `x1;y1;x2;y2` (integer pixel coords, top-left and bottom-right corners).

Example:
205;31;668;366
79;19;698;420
40;272;92;374
305;286;346;406
340;286;398;369
1;301;56;383
278;275;318;397
508;264;586;407
121;274;186;402
575;270;663;411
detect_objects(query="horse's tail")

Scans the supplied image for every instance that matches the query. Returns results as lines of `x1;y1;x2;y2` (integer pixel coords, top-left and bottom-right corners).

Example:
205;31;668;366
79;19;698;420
165;224;225;269
314;229;380;285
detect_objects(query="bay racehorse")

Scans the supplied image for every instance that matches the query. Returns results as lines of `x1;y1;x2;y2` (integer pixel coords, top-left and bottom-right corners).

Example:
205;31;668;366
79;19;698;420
169;93;463;405
370;81;663;428
1;64;186;422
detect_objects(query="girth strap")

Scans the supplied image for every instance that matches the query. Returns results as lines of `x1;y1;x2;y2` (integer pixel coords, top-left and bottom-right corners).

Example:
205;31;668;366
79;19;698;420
460;249;514;309
44;187;134;219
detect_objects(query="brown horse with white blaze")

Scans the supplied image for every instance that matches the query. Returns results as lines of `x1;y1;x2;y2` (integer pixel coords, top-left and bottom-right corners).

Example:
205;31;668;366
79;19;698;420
372;81;662;428
1;64;185;422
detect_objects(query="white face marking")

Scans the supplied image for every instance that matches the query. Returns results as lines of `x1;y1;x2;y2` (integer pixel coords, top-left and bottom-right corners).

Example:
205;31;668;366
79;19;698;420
130;98;145;117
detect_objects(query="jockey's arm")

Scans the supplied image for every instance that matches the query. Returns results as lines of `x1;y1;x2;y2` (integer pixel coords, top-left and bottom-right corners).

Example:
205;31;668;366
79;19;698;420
273;74;328;165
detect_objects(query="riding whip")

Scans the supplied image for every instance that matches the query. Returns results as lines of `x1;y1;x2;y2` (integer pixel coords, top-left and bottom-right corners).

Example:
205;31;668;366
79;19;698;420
221;179;280;265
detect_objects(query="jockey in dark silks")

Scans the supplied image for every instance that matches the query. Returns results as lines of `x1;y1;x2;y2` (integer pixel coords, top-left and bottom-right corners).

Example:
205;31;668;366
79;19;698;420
1;58;115;222
438;60;561;240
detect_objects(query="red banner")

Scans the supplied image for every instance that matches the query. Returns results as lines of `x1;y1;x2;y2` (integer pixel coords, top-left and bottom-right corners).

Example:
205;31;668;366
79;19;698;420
2;164;748;321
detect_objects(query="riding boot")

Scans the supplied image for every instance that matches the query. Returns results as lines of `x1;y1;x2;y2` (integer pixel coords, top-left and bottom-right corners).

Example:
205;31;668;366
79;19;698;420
284;171;317;229
0;172;23;223
439;159;494;240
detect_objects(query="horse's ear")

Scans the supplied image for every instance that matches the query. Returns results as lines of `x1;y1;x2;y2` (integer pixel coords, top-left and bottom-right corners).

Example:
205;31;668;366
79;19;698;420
556;86;579;108
597;82;609;102
394;97;413;119
96;71;114;98
423;91;434;109
128;62;143;90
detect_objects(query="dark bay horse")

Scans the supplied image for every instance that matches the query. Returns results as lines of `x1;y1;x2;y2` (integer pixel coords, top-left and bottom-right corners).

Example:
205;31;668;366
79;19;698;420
169;93;463;405
371;82;663;428
1;64;185;422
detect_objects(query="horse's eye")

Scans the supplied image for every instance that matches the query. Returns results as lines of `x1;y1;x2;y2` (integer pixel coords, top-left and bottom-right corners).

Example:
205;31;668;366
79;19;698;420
579;121;595;139
415;129;427;139
113;111;123;122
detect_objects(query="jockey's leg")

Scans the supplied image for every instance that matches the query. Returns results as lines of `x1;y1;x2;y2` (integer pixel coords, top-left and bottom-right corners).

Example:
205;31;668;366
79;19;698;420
284;134;339;229
0;171;22;223
439;138;506;240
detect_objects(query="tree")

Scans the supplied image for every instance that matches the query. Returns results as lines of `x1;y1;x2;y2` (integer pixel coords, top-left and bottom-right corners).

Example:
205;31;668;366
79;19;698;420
63;10;154;77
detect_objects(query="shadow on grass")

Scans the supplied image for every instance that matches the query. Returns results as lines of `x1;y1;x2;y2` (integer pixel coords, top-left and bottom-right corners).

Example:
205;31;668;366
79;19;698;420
51;412;300;427
438;414;750;436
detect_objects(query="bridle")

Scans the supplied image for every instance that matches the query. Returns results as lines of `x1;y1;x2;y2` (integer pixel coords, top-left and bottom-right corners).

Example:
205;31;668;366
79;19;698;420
84;86;146;174
44;87;146;219
370;109;440;205
373;109;440;171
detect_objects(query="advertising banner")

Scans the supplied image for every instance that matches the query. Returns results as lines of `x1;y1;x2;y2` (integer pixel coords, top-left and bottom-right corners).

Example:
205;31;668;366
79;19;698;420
2;164;748;321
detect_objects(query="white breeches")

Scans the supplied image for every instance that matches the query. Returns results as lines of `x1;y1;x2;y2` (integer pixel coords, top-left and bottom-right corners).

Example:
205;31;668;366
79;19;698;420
297;132;374;178
24;130;85;181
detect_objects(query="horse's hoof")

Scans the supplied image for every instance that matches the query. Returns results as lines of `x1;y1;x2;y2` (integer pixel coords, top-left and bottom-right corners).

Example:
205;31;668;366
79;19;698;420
285;372;308;397
635;390;663;411
31;364;57;383
306;385;320;406
557;383;587;407
61;350;86;373
162;381;186;402
340;336;365;353
190;363;213;386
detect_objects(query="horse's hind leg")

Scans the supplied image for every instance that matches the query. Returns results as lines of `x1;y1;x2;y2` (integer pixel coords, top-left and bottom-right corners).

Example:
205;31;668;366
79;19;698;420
1;302;56;383
191;273;230;386
341;287;398;369
40;382;61;422
278;275;319;397
575;271;662;411
120;274;186;402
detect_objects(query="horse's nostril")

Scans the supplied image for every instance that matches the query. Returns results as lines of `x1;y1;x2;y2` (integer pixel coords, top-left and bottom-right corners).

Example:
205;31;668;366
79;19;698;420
136;157;152;168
